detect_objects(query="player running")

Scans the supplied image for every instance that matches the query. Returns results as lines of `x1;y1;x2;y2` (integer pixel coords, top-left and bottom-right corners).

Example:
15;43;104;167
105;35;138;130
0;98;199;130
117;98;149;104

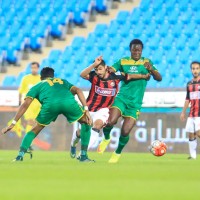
98;39;162;163
1;67;92;162
70;56;124;158
180;61;200;160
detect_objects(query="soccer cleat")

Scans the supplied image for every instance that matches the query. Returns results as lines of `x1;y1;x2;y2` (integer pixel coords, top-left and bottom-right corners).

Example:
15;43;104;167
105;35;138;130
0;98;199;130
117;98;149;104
12;155;23;162
97;139;110;154
26;150;33;159
188;156;196;160
70;146;76;158
78;155;95;162
108;152;121;163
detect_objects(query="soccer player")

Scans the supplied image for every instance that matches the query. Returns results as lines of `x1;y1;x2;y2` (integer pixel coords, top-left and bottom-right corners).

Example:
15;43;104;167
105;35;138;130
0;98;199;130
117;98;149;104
98;39;162;163
2;67;93;162
70;56;124;158
19;62;41;143
180;61;200;160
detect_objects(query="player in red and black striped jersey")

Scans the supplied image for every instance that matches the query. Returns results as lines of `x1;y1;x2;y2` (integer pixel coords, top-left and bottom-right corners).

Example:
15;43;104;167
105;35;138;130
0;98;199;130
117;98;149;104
70;56;124;158
180;61;200;159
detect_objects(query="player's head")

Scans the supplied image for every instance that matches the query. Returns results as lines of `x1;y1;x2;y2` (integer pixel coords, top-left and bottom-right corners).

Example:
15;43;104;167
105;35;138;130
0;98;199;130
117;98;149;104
129;39;143;61
31;62;40;75
190;61;200;78
94;59;107;79
40;67;54;80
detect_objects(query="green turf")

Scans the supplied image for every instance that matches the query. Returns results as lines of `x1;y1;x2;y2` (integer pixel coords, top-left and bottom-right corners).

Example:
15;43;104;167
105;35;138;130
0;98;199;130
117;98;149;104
0;150;199;200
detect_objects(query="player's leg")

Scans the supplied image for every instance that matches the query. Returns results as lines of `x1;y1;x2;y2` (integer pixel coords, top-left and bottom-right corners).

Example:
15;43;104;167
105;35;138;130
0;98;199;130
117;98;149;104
70;129;81;158
98;107;121;154
109;117;136;163
14;123;44;161
186;117;197;159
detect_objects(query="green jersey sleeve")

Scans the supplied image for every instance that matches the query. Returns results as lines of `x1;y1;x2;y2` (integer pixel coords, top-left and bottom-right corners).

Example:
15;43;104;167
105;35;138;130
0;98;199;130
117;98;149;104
26;82;42;99
63;79;74;90
112;59;123;72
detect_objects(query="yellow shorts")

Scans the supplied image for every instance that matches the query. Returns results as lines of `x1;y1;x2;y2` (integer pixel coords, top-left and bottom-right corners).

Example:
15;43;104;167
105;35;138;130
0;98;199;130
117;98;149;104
24;100;41;120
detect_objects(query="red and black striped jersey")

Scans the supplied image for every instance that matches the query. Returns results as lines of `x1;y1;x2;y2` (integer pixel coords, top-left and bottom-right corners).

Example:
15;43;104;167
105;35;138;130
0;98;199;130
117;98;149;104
86;71;124;112
186;78;200;117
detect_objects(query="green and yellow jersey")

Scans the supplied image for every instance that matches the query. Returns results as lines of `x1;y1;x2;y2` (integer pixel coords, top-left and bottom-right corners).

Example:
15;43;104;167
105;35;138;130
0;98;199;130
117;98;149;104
112;57;158;109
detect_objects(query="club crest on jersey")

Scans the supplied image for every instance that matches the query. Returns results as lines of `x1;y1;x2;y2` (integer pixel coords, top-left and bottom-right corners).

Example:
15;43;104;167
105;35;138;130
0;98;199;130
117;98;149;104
129;66;138;73
95;86;116;96
110;81;115;87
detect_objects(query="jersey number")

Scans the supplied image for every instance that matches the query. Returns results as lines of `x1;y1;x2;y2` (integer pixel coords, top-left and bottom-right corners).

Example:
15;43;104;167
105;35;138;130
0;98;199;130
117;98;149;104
47;78;63;86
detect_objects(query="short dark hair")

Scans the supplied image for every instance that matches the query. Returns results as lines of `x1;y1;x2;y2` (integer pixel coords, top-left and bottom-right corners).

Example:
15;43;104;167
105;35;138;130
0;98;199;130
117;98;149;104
190;61;200;69
129;39;144;50
40;67;54;80
31;62;40;68
94;59;106;68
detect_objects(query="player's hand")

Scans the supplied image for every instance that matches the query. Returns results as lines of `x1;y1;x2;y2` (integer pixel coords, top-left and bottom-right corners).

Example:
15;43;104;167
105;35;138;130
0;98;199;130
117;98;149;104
180;112;186;121
1;124;15;134
85;110;93;126
144;62;153;72
94;56;103;67
144;73;151;81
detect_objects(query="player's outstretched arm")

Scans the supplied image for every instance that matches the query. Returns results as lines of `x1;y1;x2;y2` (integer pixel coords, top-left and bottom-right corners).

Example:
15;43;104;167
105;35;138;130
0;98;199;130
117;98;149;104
180;100;190;121
126;73;151;81
80;56;103;79
1;98;33;134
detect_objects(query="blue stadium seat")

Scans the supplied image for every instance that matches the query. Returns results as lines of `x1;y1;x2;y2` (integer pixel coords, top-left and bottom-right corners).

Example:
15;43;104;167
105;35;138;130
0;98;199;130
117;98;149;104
142;46;151;58
109;35;121;51
48;50;62;64
178;49;190;64
167;11;179;24
95;0;108;12
172;74;186;88
98;36;109;50
85;33;96;50
158;22;170;37
130;8;142;24
162;35;174;50
40;59;52;69
147;79;158;88
171;22;183;38
2;75;16;87
112;48;125;62
145;22;157;37
74;48;86;64
165;0;177;12
175;35;187;50
142;9;154;25
148;37;160;50
71;37;85;50
66;73;79;85
157;73;172;88
178;0;190;12
77;78;90;88
184;21;196;38
152;50;163;65
190;51;200;61
101;47;112;64
166;48;177;64
140;0;151;11
87;47;100;63
151;0;164;11
191;0;200;11
154;9;167;24
116;11;130;25
15;72;26;86
94;24;108;37
107;21;120;37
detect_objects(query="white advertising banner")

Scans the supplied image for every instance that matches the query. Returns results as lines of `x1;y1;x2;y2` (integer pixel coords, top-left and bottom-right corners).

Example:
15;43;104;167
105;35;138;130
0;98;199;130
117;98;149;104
0;90;19;106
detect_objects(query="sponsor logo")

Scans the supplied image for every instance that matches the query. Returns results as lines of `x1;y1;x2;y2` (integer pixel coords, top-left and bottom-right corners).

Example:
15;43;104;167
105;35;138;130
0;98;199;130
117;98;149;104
95;86;116;96
128;66;138;73
110;81;115;87
190;91;200;100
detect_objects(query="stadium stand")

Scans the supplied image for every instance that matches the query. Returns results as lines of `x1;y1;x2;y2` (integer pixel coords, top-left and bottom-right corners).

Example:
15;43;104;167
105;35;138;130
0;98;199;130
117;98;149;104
1;0;199;88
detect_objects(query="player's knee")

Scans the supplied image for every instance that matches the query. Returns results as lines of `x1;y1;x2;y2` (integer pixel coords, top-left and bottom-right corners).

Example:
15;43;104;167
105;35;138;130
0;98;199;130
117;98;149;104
107;118;118;126
121;129;130;137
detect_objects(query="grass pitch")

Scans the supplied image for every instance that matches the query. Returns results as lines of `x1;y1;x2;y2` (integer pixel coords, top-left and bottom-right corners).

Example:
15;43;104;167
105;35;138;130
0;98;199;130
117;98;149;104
0;150;199;200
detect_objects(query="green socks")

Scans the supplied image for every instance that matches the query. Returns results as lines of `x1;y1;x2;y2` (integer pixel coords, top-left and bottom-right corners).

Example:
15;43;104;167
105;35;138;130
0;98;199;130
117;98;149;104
103;126;113;140
20;131;37;153
115;135;130;154
80;124;91;156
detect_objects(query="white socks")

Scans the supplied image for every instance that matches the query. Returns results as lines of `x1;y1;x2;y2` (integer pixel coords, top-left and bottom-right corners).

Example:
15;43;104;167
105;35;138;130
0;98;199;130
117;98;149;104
88;129;99;150
189;139;197;159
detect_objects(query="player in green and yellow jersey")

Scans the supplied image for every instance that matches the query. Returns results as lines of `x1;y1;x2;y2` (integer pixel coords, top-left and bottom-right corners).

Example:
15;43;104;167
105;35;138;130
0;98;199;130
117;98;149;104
97;39;162;163
2;67;93;162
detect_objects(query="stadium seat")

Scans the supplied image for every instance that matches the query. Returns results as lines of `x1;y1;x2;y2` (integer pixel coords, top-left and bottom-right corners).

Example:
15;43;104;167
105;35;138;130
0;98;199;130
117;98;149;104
142;46;151;58
188;36;199;50
171;22;183;38
94;24;108;37
154;8;167;24
184;22;196;38
142;9;154;25
178;49;191;64
85;33;96;51
71;37;85;51
151;0;164;11
98;36;109;51
167;11;179;24
140;0;151;12
95;0;108;12
107;21;120;37
175;35;187;50
15;72;26;86
158;22;170;37
172;74;186;88
148;37;160;51
48;50;62;64
2;75;16;87
109;35;121;51
178;0;190;12
152;49;163;65
116;11;130;25
166;48;177;65
145;22;157;37
130;8;142;24
162;35;174;50
165;0;177;12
